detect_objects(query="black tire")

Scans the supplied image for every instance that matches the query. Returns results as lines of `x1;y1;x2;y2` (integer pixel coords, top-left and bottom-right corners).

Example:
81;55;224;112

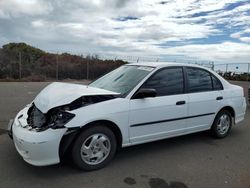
211;110;232;138
72;125;117;171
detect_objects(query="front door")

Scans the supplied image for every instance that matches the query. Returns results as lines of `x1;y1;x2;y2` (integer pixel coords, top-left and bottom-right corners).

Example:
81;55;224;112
129;67;188;144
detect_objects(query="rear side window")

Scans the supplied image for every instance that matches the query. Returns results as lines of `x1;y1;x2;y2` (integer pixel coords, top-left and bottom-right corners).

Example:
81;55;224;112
186;67;212;92
142;67;184;96
212;75;223;90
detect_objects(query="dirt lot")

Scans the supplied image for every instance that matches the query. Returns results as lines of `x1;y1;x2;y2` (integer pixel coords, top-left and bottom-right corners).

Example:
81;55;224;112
0;82;250;188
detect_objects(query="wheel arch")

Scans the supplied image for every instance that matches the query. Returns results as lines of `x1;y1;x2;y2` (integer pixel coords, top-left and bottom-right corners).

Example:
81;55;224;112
213;106;235;127
210;106;235;138
79;120;123;150
59;120;123;160
218;106;235;118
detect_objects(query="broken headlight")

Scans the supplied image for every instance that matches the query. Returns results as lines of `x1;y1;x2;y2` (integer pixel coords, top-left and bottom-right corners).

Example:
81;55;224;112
47;110;75;129
27;104;75;131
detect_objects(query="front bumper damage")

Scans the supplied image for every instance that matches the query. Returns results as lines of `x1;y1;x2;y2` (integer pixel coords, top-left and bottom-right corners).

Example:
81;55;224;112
10;105;67;166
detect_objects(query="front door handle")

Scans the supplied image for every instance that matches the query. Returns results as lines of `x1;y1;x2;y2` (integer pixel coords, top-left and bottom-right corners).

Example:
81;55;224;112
216;96;223;100
176;101;186;105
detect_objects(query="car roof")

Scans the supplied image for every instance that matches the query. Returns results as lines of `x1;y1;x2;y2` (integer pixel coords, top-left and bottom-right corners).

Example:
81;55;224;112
127;61;208;69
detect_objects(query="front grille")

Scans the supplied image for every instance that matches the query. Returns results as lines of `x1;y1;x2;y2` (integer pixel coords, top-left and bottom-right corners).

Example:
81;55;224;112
27;104;46;129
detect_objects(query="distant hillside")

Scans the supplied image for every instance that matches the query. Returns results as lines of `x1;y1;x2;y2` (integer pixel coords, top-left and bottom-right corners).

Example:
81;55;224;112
0;43;126;81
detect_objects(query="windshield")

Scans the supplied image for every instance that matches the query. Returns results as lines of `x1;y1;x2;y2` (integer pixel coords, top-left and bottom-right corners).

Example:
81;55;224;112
89;65;154;97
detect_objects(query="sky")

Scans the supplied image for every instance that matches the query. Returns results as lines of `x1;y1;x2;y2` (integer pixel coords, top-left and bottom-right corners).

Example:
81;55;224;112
0;0;250;64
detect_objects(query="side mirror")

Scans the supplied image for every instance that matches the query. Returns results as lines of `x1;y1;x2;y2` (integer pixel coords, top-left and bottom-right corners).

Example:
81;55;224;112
133;88;157;99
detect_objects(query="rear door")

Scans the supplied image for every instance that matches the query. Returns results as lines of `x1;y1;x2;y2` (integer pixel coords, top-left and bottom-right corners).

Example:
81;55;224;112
185;67;224;131
129;67;188;144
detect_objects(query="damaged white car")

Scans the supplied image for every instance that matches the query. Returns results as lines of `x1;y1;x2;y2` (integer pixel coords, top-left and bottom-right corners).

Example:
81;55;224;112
8;62;246;170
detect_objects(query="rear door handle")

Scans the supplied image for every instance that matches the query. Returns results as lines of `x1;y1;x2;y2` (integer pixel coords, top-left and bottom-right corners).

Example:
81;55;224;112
176;101;186;105
216;96;223;100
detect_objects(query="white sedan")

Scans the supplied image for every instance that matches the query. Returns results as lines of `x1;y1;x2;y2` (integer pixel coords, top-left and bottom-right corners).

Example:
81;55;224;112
8;62;246;170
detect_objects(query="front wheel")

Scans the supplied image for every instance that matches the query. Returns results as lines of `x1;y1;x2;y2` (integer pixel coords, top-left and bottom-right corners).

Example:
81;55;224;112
211;110;232;138
72;125;117;171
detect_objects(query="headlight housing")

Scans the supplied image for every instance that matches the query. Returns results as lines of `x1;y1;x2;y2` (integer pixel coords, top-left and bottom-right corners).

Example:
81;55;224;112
47;110;75;129
27;104;75;132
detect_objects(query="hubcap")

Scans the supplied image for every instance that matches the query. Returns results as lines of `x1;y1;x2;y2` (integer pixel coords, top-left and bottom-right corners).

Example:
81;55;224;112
80;133;111;165
217;114;230;135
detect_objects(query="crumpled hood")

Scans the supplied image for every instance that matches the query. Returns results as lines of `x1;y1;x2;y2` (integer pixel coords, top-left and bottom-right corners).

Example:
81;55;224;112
34;82;119;113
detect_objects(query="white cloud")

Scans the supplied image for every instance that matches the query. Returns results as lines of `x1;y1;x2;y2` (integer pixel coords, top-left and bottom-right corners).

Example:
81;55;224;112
239;37;250;43
0;0;250;63
230;28;250;43
0;9;9;19
0;0;53;18
164;42;250;63
32;20;47;27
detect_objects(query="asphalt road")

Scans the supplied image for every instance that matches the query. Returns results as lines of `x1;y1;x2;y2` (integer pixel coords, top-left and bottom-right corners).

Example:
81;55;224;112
0;82;250;188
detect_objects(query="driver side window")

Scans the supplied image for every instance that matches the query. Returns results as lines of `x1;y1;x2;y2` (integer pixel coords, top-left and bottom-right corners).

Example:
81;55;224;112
142;67;184;96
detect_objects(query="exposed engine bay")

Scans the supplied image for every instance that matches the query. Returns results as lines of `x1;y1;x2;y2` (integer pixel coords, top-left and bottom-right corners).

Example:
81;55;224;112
27;95;116;131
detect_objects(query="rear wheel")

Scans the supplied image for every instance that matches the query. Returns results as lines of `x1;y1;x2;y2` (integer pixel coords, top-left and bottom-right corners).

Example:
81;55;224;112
211;110;232;138
72;125;117;171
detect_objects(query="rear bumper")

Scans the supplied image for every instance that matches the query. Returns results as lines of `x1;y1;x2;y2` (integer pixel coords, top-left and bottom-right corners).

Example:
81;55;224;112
235;97;247;124
11;106;67;166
